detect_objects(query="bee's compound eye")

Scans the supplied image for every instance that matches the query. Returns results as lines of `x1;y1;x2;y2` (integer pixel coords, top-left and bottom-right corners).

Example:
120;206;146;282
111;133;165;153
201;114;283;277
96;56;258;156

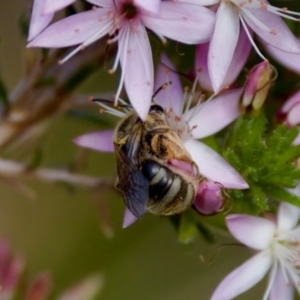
149;105;164;114
142;160;161;181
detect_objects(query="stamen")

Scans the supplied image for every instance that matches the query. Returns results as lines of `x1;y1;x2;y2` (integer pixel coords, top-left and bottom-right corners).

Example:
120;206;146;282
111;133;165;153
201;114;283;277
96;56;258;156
239;15;266;60
59;21;113;64
109;41;122;74
114;27;130;105
94;101;126;118
262;263;278;300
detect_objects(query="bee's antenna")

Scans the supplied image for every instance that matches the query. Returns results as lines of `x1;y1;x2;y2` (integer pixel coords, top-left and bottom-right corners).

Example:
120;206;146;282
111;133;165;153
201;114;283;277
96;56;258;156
153;81;172;98
91;98;131;109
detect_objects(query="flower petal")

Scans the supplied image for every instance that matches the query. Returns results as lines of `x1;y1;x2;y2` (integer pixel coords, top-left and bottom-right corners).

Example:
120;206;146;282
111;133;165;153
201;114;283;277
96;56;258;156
122;208;138;228
154;53;183;115
28;0;54;41
244;8;300;53
211;251;272;300
277;201;300;232
134;0;160;13
73;130;115;152
208;1;240;93
43;0;75;14
196;27;251;92
142;2;215;44
226;214;275;249
177;0;219;5
263;40;300;74
184;139;248;189
28;9;112;47
184;88;243;139
280;90;300;114
269;267;294;300
119;23;153;120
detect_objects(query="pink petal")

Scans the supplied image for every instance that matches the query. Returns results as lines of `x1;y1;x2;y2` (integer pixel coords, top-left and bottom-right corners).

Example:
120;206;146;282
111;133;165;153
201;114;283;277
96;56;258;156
28;9;113;47
208;1;240;93
119;24;153;120
269;267;294;300
244;8;300;53
154;53;183;115
122;208;138;228
134;0;160;13
226;214;275;250
142;2;215;44
280;90;300;114
42;0;75;14
184;88;243;139
277;201;300;232
263;40;300;74
86;0;113;7
184;139;248;189
177;0;219;5
293;132;300;145
73;130;114;152
211;251;272;300
58;275;103;300
196;27;251;92
286;102;300;127
28;0;54;41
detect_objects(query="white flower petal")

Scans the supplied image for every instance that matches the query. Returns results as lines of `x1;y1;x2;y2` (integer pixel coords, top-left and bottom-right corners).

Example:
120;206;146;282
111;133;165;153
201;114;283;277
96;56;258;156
184;88;243;139
244;8;300;53
280;89;300;114
196;27;251;92
269;267;294;300
154;53;183;115
211;251;272;300
134;0;160;13
226;214;275;249
28;9;113;47
142;2;215;44
184;139;248;189
43;0;75;14
119;23;153;120
208;1;240;93
177;0;219;5
28;0;54;41
277;202;300;231
263;40;300;74
73;130;114;152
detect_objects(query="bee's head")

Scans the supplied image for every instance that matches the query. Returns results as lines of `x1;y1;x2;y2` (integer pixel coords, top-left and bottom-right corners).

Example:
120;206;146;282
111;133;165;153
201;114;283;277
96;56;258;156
149;104;165;115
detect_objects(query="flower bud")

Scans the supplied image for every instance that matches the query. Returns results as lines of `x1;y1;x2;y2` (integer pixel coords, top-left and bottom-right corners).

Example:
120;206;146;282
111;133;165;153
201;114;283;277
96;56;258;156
241;60;274;110
193;180;225;215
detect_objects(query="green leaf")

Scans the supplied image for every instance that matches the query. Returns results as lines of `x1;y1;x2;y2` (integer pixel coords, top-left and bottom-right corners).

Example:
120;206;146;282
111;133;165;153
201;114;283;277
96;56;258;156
264;186;300;207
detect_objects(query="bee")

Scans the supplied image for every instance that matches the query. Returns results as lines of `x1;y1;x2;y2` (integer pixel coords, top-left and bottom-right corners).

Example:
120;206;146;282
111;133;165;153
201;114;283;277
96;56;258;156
114;103;201;218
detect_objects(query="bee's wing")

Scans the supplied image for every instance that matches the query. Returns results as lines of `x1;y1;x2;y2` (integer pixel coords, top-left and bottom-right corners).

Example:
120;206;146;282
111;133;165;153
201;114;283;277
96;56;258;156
115;148;149;218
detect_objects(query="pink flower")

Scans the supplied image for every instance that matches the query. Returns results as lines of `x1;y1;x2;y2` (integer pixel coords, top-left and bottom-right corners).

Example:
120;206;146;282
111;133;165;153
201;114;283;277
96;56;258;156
181;0;300;93
28;0;76;40
211;202;300;300
74;53;248;226
28;0;215;120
